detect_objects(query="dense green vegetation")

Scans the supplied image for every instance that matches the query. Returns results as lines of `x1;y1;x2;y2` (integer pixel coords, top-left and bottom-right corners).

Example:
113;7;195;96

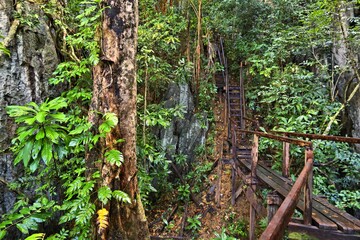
0;0;359;239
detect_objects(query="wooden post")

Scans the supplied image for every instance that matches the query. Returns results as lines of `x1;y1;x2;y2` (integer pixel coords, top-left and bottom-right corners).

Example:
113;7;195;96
267;191;282;223
304;147;313;225
249;176;258;240
249;134;259;240
231;128;237;205
282;134;290;178
251;134;259;177
215;141;223;208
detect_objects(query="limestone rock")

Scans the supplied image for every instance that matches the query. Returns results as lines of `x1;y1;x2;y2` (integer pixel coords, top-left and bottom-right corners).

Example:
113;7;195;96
0;0;58;217
160;82;208;167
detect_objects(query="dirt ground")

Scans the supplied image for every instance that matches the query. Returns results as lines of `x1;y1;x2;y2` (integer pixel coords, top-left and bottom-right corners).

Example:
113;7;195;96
146;93;264;239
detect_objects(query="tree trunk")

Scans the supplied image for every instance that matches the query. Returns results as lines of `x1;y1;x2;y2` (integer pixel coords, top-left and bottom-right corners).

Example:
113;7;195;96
194;0;202;103
86;0;150;239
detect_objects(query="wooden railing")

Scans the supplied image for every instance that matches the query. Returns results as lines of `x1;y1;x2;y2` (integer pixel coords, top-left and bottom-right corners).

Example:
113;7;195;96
259;147;313;240
229;120;314;240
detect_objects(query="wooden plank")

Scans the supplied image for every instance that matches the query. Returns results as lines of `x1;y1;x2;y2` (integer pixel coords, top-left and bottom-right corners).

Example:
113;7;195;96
288;222;360;240
235;183;244;200
312;197;360;233
255;161;338;230
239;158;338;230
314;196;360;229
231;162;266;216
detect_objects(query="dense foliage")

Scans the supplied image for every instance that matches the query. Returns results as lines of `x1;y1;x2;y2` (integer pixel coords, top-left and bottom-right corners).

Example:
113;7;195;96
1;0;360;239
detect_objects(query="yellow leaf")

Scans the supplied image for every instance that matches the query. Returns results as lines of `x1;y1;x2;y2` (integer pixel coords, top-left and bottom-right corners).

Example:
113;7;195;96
96;208;109;234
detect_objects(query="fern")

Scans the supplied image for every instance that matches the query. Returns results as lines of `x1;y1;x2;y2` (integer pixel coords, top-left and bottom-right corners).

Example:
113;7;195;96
104;149;123;167
96;208;109;234
98;186;112;205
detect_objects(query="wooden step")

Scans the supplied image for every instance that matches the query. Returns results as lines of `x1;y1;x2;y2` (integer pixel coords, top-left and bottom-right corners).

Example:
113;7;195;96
228;86;241;90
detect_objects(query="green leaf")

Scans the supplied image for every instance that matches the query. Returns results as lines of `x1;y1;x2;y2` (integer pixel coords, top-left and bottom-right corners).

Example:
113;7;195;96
104;112;118;126
14;148;24;166
35;129;45;140
41;140;53;165
22;217;38;231
32;140;42;159
55;145;68;160
16;223;29;234
25;233;45;240
46;97;68;110
6;105;36;117
50;112;67;122
98;186;112;205
17;127;35;142
24;117;37;125
29;159;40;173
20;207;31;215
112;190;131;204
99;122;111;133
0;230;6;240
104;149;123;167
36;111;47;123
0;220;12;229
27;102;40;112
99;112;118;133
44;126;59;143
69;124;90;135
22;141;34;167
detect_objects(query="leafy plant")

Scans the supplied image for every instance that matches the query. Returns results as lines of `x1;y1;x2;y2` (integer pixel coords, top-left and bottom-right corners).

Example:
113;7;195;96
178;184;191;202
186;214;202;233
213;228;236;240
6;97;68;172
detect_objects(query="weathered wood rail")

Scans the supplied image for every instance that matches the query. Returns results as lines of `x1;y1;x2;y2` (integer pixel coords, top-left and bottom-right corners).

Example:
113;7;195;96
227;117;360;239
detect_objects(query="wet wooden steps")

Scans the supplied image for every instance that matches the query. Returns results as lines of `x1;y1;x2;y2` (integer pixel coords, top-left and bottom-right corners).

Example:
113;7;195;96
238;157;360;235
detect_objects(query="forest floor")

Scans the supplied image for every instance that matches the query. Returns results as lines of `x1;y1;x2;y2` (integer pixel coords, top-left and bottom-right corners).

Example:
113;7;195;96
147;93;264;239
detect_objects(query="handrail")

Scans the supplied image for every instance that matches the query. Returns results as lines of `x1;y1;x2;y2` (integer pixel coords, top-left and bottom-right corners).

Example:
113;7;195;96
259;156;314;240
228;117;314;240
236;129;312;147
271;131;360;143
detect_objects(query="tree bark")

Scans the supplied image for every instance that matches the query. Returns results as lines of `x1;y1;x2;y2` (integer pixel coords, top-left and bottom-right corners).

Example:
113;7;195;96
86;0;150;239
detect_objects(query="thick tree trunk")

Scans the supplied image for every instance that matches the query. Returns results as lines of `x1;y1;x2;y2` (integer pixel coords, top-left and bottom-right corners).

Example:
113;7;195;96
0;0;58;223
87;1;149;239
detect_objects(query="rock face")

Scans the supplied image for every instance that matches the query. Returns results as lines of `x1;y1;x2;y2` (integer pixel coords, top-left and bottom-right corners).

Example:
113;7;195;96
0;0;58;217
332;3;360;151
159;82;208;169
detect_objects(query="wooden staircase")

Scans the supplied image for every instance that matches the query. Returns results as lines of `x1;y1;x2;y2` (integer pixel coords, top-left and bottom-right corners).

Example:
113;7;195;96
228;85;243;129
